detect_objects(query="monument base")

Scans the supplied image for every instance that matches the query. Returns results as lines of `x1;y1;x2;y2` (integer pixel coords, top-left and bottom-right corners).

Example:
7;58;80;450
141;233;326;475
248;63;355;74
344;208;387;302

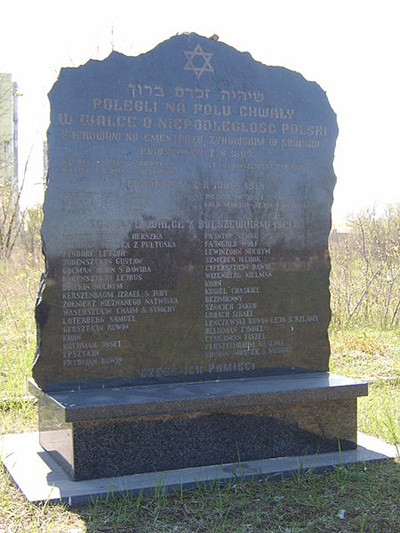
29;373;367;482
3;432;397;505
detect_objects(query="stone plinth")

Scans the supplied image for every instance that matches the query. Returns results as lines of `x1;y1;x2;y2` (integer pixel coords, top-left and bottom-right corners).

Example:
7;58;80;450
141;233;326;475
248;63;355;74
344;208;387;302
30;374;367;481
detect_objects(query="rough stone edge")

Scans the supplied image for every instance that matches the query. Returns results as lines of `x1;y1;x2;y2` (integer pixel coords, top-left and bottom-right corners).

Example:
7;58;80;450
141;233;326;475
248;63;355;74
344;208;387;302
1;432;397;506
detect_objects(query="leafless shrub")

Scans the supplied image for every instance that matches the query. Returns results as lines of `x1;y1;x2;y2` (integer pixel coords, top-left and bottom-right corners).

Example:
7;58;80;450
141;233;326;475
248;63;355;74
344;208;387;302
330;204;400;329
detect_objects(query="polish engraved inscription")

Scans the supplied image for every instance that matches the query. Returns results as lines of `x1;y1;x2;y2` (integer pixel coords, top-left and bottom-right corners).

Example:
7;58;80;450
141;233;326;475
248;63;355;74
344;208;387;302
33;34;338;391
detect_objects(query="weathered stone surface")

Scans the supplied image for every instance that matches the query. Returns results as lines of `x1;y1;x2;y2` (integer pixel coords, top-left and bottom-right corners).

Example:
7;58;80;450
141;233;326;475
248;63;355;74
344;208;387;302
33;33;338;392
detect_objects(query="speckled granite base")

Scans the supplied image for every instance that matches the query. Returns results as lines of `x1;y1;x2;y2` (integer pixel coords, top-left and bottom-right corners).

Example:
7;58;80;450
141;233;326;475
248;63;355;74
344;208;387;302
30;373;367;481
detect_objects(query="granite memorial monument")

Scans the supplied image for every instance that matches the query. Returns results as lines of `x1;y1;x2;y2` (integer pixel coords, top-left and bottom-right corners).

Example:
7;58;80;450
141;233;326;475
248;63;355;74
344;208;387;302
30;33;367;482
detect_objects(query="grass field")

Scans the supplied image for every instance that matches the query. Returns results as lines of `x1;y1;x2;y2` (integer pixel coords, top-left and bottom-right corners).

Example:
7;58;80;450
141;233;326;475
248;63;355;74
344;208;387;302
1;243;399;532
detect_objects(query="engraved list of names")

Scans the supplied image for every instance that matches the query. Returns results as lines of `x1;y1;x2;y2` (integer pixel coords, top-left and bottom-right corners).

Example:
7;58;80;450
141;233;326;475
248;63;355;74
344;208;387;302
33;34;338;391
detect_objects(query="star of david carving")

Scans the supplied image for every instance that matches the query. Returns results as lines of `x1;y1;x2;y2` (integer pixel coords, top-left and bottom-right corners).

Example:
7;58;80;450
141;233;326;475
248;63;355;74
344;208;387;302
184;44;214;79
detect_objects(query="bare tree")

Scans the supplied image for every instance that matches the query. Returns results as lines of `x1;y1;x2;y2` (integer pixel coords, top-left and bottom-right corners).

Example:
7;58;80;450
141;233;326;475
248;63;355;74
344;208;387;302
0;73;24;258
330;205;400;329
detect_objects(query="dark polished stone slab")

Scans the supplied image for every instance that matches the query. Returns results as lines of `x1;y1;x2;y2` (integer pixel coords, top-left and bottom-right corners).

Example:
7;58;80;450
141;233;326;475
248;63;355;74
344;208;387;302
33;33;338;392
48;404;357;481
30;373;367;422
30;374;367;480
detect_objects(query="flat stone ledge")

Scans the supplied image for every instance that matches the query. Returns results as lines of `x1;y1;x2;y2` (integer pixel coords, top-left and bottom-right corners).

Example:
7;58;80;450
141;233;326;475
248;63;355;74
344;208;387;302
1;432;396;505
29;373;368;422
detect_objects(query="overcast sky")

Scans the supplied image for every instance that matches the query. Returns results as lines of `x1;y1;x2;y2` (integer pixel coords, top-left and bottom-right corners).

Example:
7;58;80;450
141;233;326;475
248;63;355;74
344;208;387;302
1;0;399;222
